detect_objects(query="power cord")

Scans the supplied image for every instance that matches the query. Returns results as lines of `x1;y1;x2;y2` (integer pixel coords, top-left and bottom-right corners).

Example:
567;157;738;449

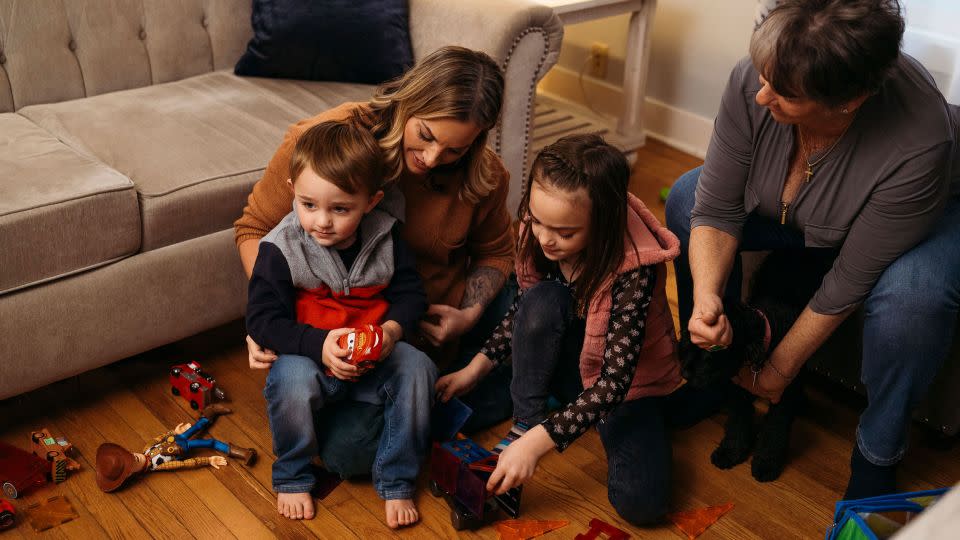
578;52;607;117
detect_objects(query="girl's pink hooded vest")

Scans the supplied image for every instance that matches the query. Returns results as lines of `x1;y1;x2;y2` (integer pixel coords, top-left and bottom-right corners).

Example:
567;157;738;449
517;194;682;400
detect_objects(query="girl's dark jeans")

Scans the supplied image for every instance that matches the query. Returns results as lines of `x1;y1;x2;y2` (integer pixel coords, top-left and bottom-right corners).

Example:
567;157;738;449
509;279;726;525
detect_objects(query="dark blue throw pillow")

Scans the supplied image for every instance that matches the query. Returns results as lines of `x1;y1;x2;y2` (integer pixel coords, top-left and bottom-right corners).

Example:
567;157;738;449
235;0;414;84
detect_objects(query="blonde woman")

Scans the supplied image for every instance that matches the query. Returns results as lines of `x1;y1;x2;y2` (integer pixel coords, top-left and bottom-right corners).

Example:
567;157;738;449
234;45;517;516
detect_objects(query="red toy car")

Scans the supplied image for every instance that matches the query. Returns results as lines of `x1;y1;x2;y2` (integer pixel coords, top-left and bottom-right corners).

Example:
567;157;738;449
0;442;48;499
0;497;14;530
325;324;384;376
170;361;227;410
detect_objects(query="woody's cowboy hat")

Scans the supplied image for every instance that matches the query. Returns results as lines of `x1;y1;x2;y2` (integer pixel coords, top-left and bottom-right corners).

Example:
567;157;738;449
95;442;139;492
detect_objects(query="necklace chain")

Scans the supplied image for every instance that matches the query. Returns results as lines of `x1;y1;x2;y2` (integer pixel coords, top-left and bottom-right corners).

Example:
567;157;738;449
798;113;856;182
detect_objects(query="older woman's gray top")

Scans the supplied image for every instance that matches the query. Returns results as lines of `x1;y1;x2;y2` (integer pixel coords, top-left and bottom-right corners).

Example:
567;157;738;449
692;54;958;315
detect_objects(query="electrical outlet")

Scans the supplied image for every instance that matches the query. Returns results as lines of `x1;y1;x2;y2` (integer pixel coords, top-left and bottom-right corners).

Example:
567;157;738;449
589;42;609;79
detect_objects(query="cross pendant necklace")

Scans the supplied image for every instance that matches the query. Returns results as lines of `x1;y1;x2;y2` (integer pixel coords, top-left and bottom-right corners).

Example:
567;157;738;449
798;112;856;182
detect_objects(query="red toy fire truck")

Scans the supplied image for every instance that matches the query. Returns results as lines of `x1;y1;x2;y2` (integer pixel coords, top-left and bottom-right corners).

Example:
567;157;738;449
0;498;15;530
0;442;48;499
169;361;227;410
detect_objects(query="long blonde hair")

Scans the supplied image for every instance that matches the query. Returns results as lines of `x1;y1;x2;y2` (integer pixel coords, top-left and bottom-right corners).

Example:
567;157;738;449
359;46;505;203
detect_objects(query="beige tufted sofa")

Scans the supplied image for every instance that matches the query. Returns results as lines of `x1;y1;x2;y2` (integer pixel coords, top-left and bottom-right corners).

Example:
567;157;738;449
0;0;562;400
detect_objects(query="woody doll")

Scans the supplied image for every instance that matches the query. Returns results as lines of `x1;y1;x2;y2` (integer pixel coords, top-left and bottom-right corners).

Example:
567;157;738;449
96;404;256;492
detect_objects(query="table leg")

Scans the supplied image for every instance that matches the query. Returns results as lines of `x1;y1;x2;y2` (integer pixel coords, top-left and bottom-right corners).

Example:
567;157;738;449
618;0;656;145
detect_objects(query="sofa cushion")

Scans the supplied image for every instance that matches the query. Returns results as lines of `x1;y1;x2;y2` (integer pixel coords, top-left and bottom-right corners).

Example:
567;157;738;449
20;71;374;251
0;114;140;295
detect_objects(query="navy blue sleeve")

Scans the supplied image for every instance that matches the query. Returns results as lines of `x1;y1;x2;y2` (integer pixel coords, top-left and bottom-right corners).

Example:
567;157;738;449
246;242;328;362
382;226;427;339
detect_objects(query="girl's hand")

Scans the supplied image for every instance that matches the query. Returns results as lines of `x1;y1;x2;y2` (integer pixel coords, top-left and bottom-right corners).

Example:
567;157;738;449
322;328;360;381
418;304;481;346
435;353;493;402
486;425;555;495
688;293;733;350
246;335;277;369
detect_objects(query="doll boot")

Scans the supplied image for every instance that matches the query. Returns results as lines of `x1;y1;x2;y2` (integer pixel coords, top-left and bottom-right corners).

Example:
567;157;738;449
228;445;257;466
202;404;232;420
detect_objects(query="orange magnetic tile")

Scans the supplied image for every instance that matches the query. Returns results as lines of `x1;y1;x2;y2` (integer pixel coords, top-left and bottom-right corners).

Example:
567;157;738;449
667;502;735;540
495;519;569;540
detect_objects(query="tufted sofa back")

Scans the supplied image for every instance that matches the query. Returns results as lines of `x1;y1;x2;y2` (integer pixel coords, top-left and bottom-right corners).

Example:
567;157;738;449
0;0;253;112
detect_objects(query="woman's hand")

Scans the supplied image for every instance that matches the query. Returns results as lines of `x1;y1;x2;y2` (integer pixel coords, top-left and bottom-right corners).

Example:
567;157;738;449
732;363;788;403
486;425;555;495
435;354;493;402
322;328;360;381
246;335;277;369
688;293;733;350
418;304;482;346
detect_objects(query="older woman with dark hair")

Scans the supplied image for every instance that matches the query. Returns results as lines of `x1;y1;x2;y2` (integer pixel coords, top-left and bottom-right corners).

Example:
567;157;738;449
666;0;959;499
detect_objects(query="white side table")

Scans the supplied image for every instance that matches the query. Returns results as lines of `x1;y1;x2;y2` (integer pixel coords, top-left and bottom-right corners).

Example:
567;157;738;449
535;0;657;151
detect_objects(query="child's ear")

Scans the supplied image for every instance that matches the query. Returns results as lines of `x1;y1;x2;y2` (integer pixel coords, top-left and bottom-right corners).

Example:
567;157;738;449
286;178;294;192
365;190;385;213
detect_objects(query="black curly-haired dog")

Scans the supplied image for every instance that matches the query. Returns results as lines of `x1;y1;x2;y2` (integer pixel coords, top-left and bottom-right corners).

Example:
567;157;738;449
679;250;833;482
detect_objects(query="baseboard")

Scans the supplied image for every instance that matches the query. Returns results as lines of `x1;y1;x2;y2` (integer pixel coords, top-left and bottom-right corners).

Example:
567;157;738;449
538;65;714;158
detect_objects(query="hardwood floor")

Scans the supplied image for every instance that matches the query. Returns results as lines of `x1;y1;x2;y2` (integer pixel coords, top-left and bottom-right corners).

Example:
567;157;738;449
1;138;956;539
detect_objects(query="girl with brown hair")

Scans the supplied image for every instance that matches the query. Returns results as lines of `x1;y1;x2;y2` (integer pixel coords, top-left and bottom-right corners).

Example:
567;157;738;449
436;134;687;525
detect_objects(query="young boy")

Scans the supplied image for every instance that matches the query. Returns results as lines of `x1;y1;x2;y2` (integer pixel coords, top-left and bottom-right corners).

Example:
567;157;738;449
246;120;435;528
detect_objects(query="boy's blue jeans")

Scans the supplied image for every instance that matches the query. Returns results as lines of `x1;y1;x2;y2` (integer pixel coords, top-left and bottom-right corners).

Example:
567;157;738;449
264;342;437;499
666;166;960;466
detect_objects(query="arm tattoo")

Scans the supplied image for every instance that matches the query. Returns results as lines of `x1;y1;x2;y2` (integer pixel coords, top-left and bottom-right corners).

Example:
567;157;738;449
460;266;507;310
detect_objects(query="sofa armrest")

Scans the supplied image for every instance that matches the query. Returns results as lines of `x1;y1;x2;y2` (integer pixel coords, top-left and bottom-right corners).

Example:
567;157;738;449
409;0;563;213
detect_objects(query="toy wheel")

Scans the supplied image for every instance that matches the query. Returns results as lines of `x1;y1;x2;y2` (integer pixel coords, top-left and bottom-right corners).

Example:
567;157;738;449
171;386;180;396
0;510;13;530
190;382;201;393
429;480;443;497
2;482;17;499
450;506;480;531
171;367;181;377
190;400;199;410
450;507;467;531
46;450;60;461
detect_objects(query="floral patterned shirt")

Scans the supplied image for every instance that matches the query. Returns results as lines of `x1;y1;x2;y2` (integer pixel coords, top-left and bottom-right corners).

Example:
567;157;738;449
480;265;657;450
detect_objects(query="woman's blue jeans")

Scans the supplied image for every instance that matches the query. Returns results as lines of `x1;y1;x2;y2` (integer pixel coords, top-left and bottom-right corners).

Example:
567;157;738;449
263;342;437;499
665;166;960;465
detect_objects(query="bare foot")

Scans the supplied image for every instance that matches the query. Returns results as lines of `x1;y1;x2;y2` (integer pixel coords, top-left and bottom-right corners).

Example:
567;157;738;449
277;492;315;520
385;498;419;529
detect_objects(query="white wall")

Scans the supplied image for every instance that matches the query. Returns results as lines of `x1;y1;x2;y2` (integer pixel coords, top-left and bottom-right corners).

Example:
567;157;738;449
538;0;959;156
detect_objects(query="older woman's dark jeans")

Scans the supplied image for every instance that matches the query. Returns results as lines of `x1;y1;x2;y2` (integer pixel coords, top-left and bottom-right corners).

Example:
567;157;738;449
665;166;960;467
